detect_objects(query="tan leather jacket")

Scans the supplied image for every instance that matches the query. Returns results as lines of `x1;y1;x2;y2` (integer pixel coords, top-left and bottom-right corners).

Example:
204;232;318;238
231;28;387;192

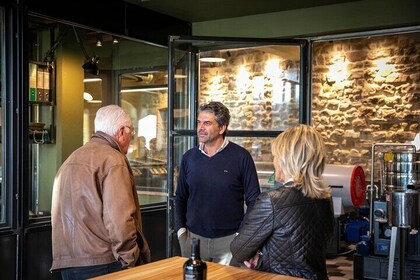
51;132;151;271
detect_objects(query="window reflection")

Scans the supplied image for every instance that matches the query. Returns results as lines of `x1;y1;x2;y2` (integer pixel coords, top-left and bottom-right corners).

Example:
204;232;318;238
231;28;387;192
83;76;103;144
228;136;276;192
26;15;170;219
120;71;168;205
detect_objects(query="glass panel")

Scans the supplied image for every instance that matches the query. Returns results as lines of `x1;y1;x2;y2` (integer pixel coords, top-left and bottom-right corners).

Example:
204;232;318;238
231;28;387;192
172;136;195;195
120;70;168;205
168;38;303;198
172;134;277;195
228;137;277;192
173;50;194;130
198;45;301;131
27;16;170;218
168;36;304;256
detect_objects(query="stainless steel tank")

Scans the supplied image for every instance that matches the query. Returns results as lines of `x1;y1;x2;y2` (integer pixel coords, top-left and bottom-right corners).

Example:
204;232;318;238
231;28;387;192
382;151;420;191
387;189;419;228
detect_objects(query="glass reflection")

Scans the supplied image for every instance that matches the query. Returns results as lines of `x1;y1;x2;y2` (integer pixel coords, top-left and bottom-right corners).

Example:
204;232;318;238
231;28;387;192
228;136;277;192
26;15;170;219
120;70;168;205
173;51;193;130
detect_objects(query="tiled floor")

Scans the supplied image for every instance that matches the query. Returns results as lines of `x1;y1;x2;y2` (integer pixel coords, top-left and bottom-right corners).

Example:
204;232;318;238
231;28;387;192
327;251;355;280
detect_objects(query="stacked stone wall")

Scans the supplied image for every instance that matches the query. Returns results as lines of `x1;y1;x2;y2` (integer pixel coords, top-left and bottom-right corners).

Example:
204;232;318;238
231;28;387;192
196;35;419;181
200;48;300;162
312;35;420;181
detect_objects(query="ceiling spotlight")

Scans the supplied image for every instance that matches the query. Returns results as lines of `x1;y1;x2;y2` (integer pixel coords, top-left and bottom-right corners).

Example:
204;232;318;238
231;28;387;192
96;34;103;47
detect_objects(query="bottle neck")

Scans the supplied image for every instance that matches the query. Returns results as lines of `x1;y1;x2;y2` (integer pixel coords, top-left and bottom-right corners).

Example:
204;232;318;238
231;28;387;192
191;243;201;259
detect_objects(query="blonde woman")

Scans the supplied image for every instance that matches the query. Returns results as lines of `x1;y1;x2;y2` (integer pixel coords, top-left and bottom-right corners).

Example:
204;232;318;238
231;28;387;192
230;125;334;279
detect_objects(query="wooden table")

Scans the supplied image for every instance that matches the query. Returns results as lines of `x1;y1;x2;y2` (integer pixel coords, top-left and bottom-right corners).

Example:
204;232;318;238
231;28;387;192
90;256;303;280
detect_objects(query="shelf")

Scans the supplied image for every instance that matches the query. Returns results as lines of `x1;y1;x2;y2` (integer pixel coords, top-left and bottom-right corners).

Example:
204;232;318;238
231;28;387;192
29;61;55;104
28;60;56;144
29;100;54;106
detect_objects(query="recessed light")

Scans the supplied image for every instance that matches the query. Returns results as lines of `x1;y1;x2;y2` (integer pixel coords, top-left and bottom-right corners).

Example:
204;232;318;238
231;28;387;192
199;57;226;63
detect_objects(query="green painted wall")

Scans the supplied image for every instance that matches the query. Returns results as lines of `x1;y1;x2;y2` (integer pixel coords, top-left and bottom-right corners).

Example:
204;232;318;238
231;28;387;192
193;0;420;38
37;35;84;212
56;41;85;163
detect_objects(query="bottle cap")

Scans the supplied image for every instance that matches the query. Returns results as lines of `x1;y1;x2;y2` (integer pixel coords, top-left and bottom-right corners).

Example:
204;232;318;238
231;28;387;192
191;238;200;246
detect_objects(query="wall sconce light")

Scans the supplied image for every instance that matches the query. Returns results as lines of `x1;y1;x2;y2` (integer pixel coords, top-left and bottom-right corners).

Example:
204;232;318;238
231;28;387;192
112;36;119;44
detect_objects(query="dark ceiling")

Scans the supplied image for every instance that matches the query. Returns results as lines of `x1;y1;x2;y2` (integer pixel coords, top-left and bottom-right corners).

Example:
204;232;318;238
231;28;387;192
125;0;360;23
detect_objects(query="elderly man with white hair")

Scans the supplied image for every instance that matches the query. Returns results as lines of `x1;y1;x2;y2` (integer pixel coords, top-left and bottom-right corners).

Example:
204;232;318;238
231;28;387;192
51;105;150;280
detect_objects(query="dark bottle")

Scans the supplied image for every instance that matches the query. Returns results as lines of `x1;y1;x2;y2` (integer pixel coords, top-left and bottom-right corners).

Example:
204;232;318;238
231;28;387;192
183;238;207;280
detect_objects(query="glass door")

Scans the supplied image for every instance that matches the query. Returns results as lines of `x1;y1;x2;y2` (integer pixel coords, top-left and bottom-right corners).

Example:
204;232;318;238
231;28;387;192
167;35;309;256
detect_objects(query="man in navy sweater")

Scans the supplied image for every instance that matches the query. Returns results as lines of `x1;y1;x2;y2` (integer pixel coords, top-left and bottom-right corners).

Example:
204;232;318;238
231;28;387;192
175;101;261;265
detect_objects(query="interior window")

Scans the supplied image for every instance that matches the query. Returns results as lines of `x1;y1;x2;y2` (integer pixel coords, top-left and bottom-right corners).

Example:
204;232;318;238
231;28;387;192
27;16;169;220
120;70;168;205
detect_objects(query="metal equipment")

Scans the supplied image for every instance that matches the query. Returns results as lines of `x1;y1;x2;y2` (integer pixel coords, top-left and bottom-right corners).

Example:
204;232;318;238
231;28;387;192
324;164;367;215
355;143;420;280
323;164;368;254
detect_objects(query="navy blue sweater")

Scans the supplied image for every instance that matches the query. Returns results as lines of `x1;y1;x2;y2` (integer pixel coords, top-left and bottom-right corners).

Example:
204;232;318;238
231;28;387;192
174;142;261;238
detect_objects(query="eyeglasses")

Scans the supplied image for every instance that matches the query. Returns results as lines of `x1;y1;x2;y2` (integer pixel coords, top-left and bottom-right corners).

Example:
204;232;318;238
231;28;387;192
124;126;136;137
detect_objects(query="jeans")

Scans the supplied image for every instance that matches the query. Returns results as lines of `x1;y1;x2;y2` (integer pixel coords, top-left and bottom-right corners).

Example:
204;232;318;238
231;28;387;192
60;261;123;280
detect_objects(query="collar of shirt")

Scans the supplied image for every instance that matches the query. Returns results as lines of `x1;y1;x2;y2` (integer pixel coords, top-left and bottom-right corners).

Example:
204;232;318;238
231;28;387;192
278;178;294;188
199;138;229;157
284;179;294;186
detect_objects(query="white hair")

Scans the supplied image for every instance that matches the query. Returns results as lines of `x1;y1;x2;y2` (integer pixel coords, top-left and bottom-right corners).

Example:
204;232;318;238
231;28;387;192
94;105;132;136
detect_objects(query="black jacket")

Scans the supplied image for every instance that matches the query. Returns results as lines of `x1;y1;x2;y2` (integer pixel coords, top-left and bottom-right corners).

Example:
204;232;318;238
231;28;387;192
230;186;335;280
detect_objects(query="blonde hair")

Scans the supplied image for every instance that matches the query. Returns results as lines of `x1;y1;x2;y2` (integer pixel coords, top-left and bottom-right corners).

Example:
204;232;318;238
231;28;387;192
271;125;331;199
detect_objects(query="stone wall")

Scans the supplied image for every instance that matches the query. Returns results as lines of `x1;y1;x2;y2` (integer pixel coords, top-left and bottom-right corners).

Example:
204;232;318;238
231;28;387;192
197;35;420;181
312;34;420;181
200;49;300;130
199;47;300;162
